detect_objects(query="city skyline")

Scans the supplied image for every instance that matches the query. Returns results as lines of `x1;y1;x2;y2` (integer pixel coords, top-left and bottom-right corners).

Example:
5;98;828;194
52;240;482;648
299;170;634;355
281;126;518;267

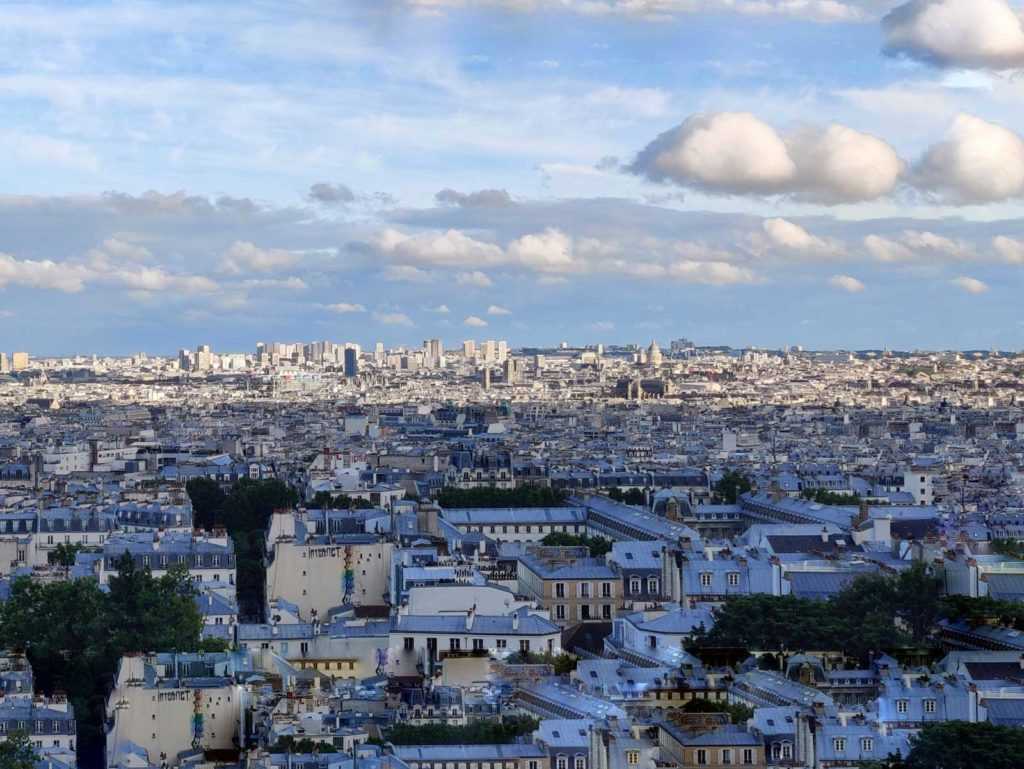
2;1;1024;350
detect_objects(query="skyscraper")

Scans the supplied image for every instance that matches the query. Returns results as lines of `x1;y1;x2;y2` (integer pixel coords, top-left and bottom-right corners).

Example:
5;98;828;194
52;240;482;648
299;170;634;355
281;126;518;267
0;352;8;373
344;347;359;378
12;352;29;371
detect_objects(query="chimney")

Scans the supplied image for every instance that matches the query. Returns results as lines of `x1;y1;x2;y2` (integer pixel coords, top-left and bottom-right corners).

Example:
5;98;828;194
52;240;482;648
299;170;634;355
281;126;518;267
466;605;475;631
820;527;829;544
512;611;520;631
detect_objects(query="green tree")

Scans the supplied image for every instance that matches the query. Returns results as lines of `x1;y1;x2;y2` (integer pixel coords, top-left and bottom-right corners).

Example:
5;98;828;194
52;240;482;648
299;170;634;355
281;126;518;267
712;471;751;504
903;722;1024;769
48;542;84;577
436;486;567;508
540;531;612;557
186;477;226;530
680;698;754;725
384;716;539;745
106;556;202;653
0;730;38;769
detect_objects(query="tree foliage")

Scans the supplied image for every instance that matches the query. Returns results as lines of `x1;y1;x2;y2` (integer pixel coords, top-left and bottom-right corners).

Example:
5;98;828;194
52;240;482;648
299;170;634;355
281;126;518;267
680;698;754;725
384;716;539;745
436;486;567;508
541;531;613;557
900;722;1024;769
186;477;227;530
701;563;941;662
712;471;751;504
309;491;374;510
800;488;861;505
0;561;205;766
607;487;646;506
0;730;38;769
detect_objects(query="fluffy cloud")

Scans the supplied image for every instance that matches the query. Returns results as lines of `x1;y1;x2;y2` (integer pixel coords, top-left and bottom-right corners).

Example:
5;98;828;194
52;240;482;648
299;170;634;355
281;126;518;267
829;274;866;293
464;315;488;327
666;261;757;285
760;218;844;256
376;228;505;267
508;228;582;273
243;277;309;291
0;253;90;292
913;115;1024;203
435;188;513;207
383;265;433;283
220;240;300;273
456;270;494;287
631;113;903;204
308;182;356;205
950;276;990;294
325;302;366;313
993;236;1024;264
863;230;974;262
864;234;918;262
487;304;512;315
373;311;414;326
883;0;1024;70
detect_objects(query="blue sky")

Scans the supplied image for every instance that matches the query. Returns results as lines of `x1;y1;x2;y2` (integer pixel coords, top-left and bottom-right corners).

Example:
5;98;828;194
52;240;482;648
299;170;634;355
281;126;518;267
3;0;1024;354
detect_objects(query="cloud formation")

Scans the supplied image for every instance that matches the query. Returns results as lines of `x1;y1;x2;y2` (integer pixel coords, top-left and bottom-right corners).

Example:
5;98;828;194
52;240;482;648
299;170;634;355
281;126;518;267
631;113;904;204
912;115;1024;204
950;276;990;294
435;188;513;208
220;241;300;274
883;0;1024;70
829;274;866;293
463;315;488;327
326;302;366;313
308;183;356;205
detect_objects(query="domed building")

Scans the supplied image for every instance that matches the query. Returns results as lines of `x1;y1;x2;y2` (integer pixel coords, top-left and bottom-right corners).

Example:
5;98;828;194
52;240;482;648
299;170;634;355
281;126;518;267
647;340;663;367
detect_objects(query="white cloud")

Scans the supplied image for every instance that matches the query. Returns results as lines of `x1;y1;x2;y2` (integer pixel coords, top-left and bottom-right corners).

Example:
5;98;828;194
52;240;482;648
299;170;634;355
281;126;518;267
383;265;433;283
325;302;366;313
508;228;582;273
243;277;309;291
430;304;451;313
883;0;1024;70
0;253;90;292
631;112;903;204
864;234;916;262
913;114;1024;203
829;274;866;293
950;276;989;294
464;315;488;327
376;228;505;267
220;240;299;273
487;304;512;315
584;86;670;118
993;236;1024;264
667;260;757;285
373;311;414;326
456;270;494;287
761;218;844;256
900;230;974;260
590;320;615;331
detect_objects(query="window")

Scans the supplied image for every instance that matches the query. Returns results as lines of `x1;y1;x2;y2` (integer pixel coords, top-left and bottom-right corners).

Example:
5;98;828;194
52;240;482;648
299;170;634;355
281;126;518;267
496;639;507;649
555;605;567;621
404;637;415;651
860;738;874;753
574;757;585;769
647;577;659;594
924;699;936;714
896;700;909;714
700;572;713;588
832;738;847;753
695;749;707;766
557;757;567;769
601;582;612;598
473;638;484;651
555;583;566;599
721;749;732;765
519;640;530;653
741;749;754;765
626;751;639;766
630;578;641;594
727;572;740;587
780;743;792;760
450;638;461;651
579;583;591;599
602;604;612;620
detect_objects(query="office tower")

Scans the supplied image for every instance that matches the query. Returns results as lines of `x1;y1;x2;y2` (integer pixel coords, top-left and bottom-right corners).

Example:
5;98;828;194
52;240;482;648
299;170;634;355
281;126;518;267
481;340;497;363
482;367;491;390
375;342;385;365
504;358;523;385
423;338;444;369
194;344;213;372
0;352;8;373
497;340;509;363
11;352;29;371
463;340;476;360
344;347;359;378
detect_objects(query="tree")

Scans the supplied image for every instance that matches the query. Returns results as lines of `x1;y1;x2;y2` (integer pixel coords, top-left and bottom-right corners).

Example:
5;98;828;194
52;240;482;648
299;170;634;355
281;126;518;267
680;698;753;725
712;471;751;504
186;477;226;530
48;542;84;577
902;722;1024;769
0;730;38;769
800;489;861;505
541;532;612;557
436;486;567;508
384;717;539;745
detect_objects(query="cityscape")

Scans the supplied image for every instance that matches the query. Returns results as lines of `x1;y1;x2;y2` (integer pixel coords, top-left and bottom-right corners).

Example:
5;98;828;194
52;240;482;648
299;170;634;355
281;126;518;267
4;1;1024;769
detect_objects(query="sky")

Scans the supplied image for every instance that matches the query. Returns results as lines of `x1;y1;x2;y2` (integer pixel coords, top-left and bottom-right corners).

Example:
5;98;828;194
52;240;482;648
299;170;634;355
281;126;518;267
4;0;1024;354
